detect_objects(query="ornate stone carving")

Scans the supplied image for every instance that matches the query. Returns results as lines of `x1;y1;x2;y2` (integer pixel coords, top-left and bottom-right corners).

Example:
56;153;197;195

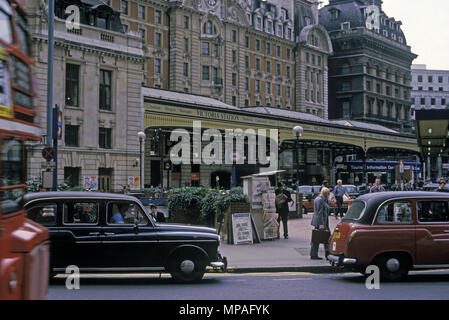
227;5;239;23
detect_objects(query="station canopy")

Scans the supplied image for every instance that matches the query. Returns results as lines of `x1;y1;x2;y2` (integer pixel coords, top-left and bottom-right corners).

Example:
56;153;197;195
415;109;449;158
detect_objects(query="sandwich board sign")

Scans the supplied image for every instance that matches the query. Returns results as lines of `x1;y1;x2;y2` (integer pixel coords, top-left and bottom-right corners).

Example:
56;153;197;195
231;213;253;245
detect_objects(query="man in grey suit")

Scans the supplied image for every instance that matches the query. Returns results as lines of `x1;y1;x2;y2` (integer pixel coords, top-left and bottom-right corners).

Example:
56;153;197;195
310;187;331;260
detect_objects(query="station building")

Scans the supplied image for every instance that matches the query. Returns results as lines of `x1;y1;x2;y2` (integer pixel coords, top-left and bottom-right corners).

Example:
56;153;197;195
142;87;420;189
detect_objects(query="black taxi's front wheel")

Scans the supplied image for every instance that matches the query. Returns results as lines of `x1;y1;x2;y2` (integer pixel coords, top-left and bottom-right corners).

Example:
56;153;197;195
168;253;206;283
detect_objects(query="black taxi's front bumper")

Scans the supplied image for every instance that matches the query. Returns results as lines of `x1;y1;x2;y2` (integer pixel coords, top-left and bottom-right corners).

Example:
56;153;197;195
210;252;227;271
327;254;358;268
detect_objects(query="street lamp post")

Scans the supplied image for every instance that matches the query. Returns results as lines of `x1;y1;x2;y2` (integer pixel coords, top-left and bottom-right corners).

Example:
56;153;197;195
138;131;146;192
292;126;303;219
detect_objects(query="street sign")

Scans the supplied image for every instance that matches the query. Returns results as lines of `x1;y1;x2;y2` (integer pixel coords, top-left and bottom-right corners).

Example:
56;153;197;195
229;151;240;163
42;147;56;161
52;105;62;139
42;171;53;189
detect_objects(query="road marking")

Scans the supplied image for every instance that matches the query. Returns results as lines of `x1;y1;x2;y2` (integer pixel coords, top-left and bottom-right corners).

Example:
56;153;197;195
272;278;312;281
55;273;171;279
54;271;358;279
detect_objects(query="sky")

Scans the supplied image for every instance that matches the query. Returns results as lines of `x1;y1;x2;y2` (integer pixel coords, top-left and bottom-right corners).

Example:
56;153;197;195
319;0;449;70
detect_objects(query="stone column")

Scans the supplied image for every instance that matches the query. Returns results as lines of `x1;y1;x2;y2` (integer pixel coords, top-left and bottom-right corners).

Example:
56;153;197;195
437;155;443;179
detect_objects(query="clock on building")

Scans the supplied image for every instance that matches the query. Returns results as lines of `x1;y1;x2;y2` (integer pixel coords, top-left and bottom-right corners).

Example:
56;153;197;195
207;0;217;6
365;5;380;31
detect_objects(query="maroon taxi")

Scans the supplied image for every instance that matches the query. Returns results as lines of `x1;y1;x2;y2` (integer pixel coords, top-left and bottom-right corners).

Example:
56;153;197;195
327;192;449;281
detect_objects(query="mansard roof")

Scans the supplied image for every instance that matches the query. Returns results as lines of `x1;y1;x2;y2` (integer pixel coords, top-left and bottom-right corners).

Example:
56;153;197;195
319;0;407;45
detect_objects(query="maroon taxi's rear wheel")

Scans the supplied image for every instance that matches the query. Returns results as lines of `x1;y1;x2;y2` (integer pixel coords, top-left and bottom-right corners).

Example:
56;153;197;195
374;254;410;282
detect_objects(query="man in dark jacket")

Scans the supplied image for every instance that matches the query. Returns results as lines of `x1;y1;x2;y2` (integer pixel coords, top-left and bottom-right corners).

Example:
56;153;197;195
150;205;166;222
275;183;292;239
310;188;331;260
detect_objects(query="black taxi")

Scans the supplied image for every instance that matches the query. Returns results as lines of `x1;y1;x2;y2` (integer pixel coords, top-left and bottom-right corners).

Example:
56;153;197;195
23;192;226;283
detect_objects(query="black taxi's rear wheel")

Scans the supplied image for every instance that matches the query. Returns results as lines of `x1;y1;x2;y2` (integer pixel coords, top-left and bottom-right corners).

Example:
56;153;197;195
168;253;206;283
374;254;410;282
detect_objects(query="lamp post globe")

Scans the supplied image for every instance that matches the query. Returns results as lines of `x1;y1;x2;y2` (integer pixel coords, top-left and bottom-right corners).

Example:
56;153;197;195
138;131;146;141
292;126;303;138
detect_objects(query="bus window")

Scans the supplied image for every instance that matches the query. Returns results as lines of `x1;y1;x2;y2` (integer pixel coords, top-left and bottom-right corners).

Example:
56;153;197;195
14;11;30;56
0;12;12;44
1;138;25;213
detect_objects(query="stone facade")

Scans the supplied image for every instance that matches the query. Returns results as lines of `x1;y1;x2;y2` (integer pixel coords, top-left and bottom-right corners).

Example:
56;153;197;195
25;0;145;192
319;0;417;133
111;0;332;113
411;64;449;115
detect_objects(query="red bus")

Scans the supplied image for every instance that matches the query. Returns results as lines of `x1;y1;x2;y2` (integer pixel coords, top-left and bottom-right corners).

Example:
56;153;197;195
0;0;49;299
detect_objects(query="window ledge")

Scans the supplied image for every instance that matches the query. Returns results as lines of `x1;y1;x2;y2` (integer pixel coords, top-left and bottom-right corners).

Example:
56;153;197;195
99;109;115;114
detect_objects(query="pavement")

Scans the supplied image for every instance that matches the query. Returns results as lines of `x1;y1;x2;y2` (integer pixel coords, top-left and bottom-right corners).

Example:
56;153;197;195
213;213;341;274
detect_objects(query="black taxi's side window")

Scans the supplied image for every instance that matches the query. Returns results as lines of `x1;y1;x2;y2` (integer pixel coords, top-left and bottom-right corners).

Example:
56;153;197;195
417;201;449;223
377;201;412;224
107;202;149;225
27;203;57;226
63;202;99;225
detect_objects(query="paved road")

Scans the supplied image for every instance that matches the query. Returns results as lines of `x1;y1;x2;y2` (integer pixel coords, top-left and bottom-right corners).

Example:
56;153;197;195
48;270;449;300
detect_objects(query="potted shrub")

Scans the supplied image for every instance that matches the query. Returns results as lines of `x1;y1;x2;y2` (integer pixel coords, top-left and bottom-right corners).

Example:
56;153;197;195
213;188;250;240
167;187;210;224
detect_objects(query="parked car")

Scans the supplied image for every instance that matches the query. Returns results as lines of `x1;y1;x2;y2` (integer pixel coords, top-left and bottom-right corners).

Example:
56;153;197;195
327;191;449;281
357;184;369;195
343;185;359;200
424;182;449;192
297;185;338;214
296;186;314;214
23;192;226;283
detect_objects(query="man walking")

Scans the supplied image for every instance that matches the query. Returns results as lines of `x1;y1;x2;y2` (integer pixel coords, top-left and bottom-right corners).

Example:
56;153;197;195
310;188;331;260
333;180;349;219
275;183;292;239
436;180;449;193
370;178;385;193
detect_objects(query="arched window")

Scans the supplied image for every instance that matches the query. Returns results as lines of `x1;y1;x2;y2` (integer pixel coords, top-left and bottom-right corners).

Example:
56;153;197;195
203;20;214;34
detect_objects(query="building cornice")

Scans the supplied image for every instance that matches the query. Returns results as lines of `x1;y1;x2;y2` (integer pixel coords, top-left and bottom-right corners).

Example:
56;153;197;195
32;33;146;63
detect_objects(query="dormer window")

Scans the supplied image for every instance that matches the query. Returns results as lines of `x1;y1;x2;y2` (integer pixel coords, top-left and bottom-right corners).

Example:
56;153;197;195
255;16;262;30
341;22;350;30
281;8;288;21
276;24;283;37
266;20;273;33
330;9;340;20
